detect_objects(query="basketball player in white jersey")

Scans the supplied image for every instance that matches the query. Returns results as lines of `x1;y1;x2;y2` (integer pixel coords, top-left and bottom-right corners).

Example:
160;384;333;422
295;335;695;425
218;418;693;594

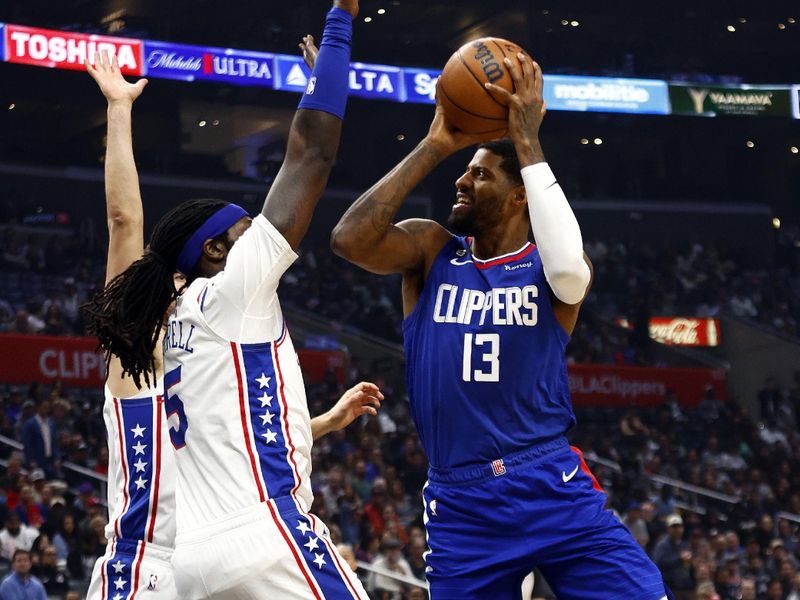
83;14;378;595
83;51;179;600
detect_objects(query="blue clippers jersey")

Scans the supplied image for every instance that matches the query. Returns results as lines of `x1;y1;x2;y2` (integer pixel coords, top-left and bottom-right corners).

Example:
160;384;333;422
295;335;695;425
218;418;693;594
403;236;576;469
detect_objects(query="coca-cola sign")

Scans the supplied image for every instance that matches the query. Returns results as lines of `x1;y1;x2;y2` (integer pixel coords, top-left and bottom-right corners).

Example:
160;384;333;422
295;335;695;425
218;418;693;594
616;317;721;347
5;24;143;75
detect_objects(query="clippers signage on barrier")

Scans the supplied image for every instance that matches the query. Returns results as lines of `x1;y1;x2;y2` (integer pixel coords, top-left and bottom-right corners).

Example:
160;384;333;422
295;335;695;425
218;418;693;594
543;75;670;114
568;364;726;408
617;317;721;347
669;83;793;117
0;334;106;388
402;67;440;104
274;55;402;101
4;24;143;75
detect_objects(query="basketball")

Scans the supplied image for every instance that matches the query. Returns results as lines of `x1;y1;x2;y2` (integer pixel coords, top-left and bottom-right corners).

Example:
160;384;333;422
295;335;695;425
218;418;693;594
438;37;530;136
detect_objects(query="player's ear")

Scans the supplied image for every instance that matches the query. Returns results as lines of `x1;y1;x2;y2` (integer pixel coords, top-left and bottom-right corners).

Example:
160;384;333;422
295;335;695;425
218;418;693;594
512;185;527;207
202;237;228;263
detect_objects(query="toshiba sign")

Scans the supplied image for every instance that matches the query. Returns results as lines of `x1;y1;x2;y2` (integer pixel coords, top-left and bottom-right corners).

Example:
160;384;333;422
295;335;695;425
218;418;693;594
617;317;721;347
5;25;143;75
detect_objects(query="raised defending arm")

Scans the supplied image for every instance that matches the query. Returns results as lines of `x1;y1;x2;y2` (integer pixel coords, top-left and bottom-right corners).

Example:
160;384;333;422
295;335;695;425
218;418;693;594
262;1;358;250
86;51;149;285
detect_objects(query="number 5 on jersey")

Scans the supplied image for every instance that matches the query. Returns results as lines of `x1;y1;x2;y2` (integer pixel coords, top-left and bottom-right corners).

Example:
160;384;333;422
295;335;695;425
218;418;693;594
462;333;500;382
164;365;189;449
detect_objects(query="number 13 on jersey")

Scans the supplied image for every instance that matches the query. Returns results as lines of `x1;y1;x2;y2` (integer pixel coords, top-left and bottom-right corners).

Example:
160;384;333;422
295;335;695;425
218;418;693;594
462;333;500;382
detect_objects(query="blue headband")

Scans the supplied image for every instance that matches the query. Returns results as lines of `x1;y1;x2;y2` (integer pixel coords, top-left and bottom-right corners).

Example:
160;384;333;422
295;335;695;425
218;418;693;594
176;203;249;275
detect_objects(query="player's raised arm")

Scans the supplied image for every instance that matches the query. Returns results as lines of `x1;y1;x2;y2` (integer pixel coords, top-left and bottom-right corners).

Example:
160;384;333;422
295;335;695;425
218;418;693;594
86;51;149;285
485;55;592;307
331;85;488;276
261;0;357;250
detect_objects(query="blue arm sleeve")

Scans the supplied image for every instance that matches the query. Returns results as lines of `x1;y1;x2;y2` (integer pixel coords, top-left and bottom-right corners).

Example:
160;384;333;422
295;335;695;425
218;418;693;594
297;6;353;119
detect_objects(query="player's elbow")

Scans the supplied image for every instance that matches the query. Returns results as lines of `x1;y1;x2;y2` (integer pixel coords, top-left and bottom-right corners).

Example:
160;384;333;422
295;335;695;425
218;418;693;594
547;262;591;305
107;212;143;235
330;224;360;261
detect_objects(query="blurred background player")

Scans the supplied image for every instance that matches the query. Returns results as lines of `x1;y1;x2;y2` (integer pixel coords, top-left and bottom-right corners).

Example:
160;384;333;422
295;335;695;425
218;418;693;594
84;0;379;597
83;50;179;600
332;55;670;599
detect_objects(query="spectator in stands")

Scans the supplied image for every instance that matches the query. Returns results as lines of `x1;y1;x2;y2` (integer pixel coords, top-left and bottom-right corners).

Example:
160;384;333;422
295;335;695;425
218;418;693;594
13;485;43;528
0;549;46;600
21;399;57;477
652;514;694;600
758;377;786;422
623;502;650;548
52;514;77;562
740;577;757;600
0;512;39;561
31;544;69;597
368;536;413;599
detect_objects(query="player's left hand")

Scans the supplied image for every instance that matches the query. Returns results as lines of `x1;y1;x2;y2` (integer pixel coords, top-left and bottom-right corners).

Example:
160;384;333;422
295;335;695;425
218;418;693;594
299;35;318;70
484;53;546;145
86;50;148;106
326;381;383;431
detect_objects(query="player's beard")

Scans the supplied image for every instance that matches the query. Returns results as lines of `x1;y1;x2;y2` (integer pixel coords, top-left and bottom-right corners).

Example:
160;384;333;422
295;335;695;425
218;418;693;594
447;198;503;236
447;207;478;235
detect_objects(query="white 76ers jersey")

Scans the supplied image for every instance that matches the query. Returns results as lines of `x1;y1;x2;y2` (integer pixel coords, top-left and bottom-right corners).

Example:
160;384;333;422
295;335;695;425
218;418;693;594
163;215;313;535
102;384;177;550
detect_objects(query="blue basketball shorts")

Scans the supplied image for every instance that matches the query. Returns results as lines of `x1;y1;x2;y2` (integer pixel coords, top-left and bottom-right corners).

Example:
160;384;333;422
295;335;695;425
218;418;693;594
422;437;670;600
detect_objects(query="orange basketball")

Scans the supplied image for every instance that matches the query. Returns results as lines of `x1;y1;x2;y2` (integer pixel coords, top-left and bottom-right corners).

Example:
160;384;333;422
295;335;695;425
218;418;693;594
438;37;530;136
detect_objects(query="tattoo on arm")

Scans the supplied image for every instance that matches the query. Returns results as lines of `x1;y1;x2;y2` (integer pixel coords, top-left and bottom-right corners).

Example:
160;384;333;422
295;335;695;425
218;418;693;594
370;202;395;234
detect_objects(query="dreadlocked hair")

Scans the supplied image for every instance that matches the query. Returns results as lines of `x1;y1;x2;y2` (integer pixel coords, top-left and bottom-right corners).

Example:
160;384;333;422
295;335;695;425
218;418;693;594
83;199;230;389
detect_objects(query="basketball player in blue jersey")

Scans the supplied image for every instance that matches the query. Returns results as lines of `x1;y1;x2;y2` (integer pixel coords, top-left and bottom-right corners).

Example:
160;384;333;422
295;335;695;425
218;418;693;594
332;55;672;599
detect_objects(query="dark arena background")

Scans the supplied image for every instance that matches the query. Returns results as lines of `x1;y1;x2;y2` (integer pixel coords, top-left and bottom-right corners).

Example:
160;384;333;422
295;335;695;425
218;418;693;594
0;1;799;598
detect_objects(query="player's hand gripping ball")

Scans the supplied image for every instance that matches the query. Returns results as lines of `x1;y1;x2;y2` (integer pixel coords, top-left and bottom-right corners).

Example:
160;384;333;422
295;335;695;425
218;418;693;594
438;37;532;136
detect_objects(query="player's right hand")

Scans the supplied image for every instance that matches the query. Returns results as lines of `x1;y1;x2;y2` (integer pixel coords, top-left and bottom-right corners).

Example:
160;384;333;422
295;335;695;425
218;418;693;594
86;51;148;105
334;0;359;18
299;35;319;70
425;80;499;156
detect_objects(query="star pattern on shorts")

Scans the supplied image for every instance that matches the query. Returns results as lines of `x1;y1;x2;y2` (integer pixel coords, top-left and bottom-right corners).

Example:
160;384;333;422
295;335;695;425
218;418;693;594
112;560;125;574
313;553;326;569
133;459;147;473
132;441;147;455
297;521;311;536
114;577;126;590
258;393;273;407
134;476;148;490
260;411;275;426
262;430;278;444
256;373;272;389
130;424;146;438
304;537;320;552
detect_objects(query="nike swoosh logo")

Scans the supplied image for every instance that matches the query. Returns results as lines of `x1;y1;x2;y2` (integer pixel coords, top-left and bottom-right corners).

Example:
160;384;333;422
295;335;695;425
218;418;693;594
562;464;580;483
450;258;473;266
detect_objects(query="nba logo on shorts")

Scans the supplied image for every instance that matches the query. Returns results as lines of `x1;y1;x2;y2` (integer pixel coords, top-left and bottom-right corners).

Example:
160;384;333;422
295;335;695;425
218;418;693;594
147;574;158;591
491;459;506;477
